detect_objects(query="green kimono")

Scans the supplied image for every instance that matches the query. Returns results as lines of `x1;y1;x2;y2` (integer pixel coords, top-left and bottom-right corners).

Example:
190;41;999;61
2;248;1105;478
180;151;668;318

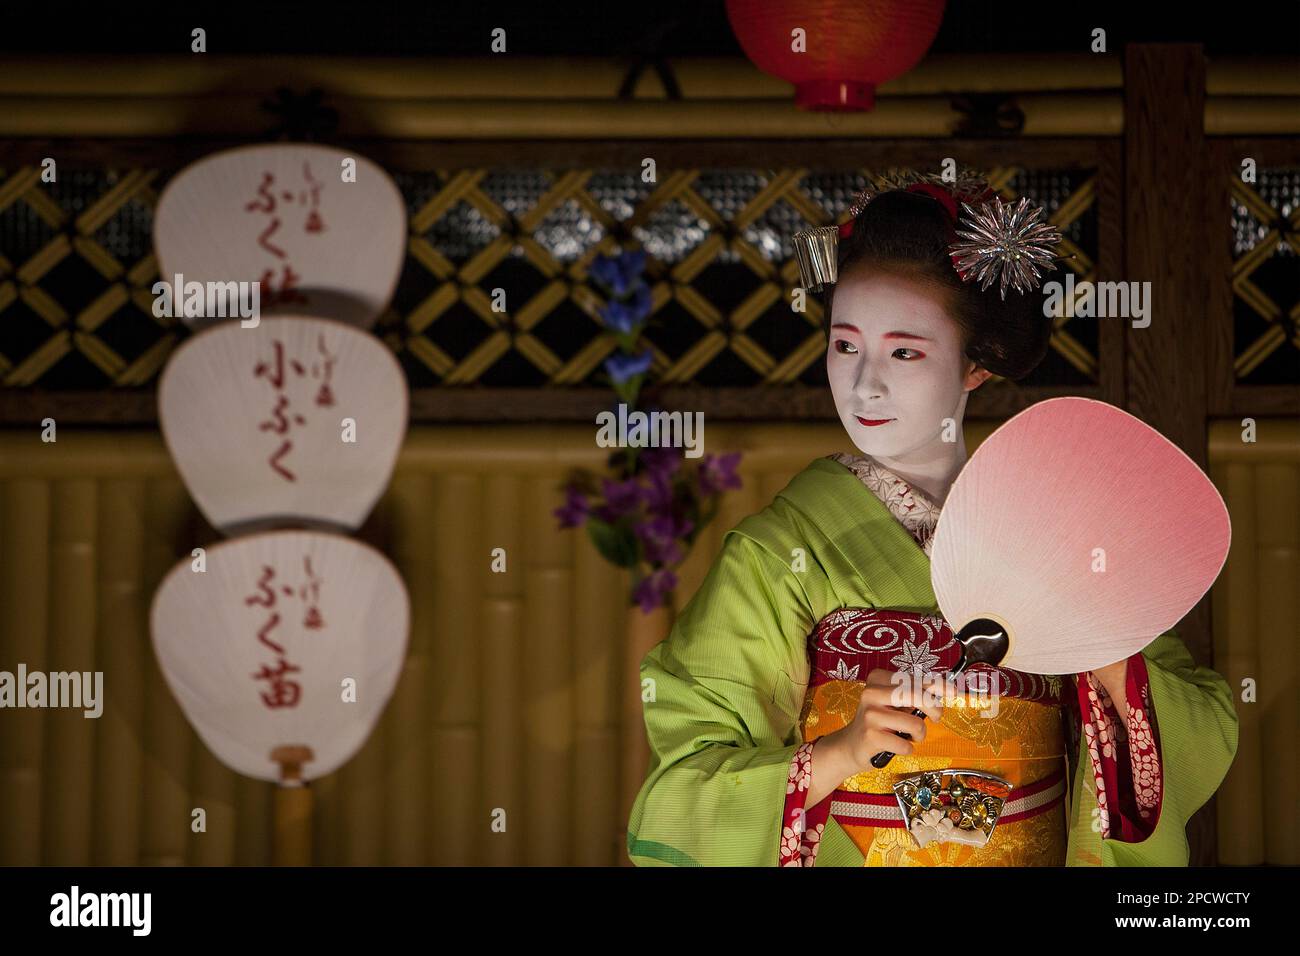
626;457;1239;866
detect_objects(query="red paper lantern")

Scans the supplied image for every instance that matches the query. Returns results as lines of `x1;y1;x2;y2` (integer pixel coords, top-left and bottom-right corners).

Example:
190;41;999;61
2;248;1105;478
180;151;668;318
725;0;947;111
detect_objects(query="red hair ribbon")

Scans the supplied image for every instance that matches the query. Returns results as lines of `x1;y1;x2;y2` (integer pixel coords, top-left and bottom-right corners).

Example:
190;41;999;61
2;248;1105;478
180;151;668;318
905;182;962;229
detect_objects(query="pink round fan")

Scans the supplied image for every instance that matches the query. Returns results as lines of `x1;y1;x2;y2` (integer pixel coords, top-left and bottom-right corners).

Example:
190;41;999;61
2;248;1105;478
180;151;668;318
872;397;1231;767
930;397;1231;674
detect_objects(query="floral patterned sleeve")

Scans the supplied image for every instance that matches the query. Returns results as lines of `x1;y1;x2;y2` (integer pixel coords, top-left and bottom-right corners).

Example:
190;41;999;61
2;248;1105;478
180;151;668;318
1076;653;1164;842
780;742;837;866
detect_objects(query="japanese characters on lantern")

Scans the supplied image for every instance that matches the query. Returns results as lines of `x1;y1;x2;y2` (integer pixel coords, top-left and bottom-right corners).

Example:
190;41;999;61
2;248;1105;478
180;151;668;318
243;162;327;308
244;557;326;709
253;335;339;482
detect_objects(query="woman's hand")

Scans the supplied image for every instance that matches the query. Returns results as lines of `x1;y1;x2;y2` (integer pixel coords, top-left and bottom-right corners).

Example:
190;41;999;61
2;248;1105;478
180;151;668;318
806;669;944;806
1089;658;1128;692
1086;658;1130;732
839;668;945;768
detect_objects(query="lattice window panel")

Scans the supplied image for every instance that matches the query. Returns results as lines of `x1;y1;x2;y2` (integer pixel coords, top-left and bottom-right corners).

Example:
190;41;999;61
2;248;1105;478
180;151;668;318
0;163;1101;391
1229;166;1300;385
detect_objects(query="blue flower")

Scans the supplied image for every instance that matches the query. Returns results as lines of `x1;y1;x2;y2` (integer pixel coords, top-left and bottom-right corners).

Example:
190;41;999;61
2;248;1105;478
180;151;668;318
590;249;647;297
598;298;642;335
630;282;652;318
605;349;653;384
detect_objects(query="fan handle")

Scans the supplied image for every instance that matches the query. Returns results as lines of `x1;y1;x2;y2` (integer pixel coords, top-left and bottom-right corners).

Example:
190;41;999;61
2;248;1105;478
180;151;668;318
868;620;1009;769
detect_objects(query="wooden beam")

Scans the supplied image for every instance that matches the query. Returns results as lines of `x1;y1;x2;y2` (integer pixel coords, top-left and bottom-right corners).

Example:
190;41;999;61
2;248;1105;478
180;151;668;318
0;94;1127;140
0;383;1100;427
1124;42;1219;867
1207;141;1237;416
1096;140;1126;408
0;54;1126;99
0;136;1109;172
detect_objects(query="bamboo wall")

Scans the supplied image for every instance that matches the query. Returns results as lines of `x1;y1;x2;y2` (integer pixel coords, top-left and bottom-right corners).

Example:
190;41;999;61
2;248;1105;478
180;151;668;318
1208;420;1299;866
0;420;1294;865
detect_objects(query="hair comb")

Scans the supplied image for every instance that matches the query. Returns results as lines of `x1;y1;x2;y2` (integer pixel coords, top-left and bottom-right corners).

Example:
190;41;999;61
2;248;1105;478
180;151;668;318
792;170;1062;299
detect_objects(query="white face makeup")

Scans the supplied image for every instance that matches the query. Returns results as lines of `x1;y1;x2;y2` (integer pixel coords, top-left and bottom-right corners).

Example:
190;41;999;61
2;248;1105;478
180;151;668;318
825;269;976;465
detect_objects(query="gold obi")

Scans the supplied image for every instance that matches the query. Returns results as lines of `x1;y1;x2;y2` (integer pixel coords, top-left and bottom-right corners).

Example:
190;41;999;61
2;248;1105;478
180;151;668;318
799;679;1069;866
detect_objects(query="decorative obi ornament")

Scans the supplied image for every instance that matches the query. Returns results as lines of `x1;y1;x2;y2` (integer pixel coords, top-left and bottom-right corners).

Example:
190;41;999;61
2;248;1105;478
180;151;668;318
893;769;1012;849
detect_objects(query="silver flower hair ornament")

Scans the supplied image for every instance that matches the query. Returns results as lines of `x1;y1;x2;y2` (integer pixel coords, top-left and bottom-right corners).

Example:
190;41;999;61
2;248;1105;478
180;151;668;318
791;169;1063;298
951;195;1063;300
792;169;992;293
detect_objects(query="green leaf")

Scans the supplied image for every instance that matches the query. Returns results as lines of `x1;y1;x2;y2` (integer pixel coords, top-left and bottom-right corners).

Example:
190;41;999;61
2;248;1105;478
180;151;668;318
611;377;634;406
586;518;641;568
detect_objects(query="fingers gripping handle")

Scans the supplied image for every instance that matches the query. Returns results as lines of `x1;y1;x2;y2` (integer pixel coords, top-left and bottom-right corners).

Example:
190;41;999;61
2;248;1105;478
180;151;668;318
869;706;928;769
867;622;1007;769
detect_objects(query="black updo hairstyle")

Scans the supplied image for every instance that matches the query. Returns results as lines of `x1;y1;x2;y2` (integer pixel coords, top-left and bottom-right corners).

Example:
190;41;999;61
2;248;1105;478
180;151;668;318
824;188;1057;381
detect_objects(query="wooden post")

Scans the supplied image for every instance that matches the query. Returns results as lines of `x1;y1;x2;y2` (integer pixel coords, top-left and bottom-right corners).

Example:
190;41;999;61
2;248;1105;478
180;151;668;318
272;745;314;866
1123;42;1218;865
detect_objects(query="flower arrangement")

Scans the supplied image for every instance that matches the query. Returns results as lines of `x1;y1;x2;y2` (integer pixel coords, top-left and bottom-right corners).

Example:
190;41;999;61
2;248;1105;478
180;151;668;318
555;250;743;613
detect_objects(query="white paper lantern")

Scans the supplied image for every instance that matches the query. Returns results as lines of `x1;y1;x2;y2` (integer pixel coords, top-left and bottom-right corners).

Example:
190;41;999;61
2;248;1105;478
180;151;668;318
153;144;406;330
151;531;409;783
158;315;408;534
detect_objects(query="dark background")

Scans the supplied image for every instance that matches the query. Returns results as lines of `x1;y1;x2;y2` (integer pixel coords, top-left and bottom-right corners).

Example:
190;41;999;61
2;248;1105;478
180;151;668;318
2;0;1298;56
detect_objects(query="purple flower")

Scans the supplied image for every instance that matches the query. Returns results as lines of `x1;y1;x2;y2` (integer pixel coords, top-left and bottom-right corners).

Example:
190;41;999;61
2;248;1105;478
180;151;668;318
605;349;653;384
596;476;642;522
699;452;743;496
640;445;682;479
590;249;647;297
633;567;678;614
637;469;671;516
553;486;590;528
633;513;694;567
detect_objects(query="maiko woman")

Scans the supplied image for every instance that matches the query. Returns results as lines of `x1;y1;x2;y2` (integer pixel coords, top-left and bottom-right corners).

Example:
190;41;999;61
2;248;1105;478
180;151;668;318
625;174;1237;867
